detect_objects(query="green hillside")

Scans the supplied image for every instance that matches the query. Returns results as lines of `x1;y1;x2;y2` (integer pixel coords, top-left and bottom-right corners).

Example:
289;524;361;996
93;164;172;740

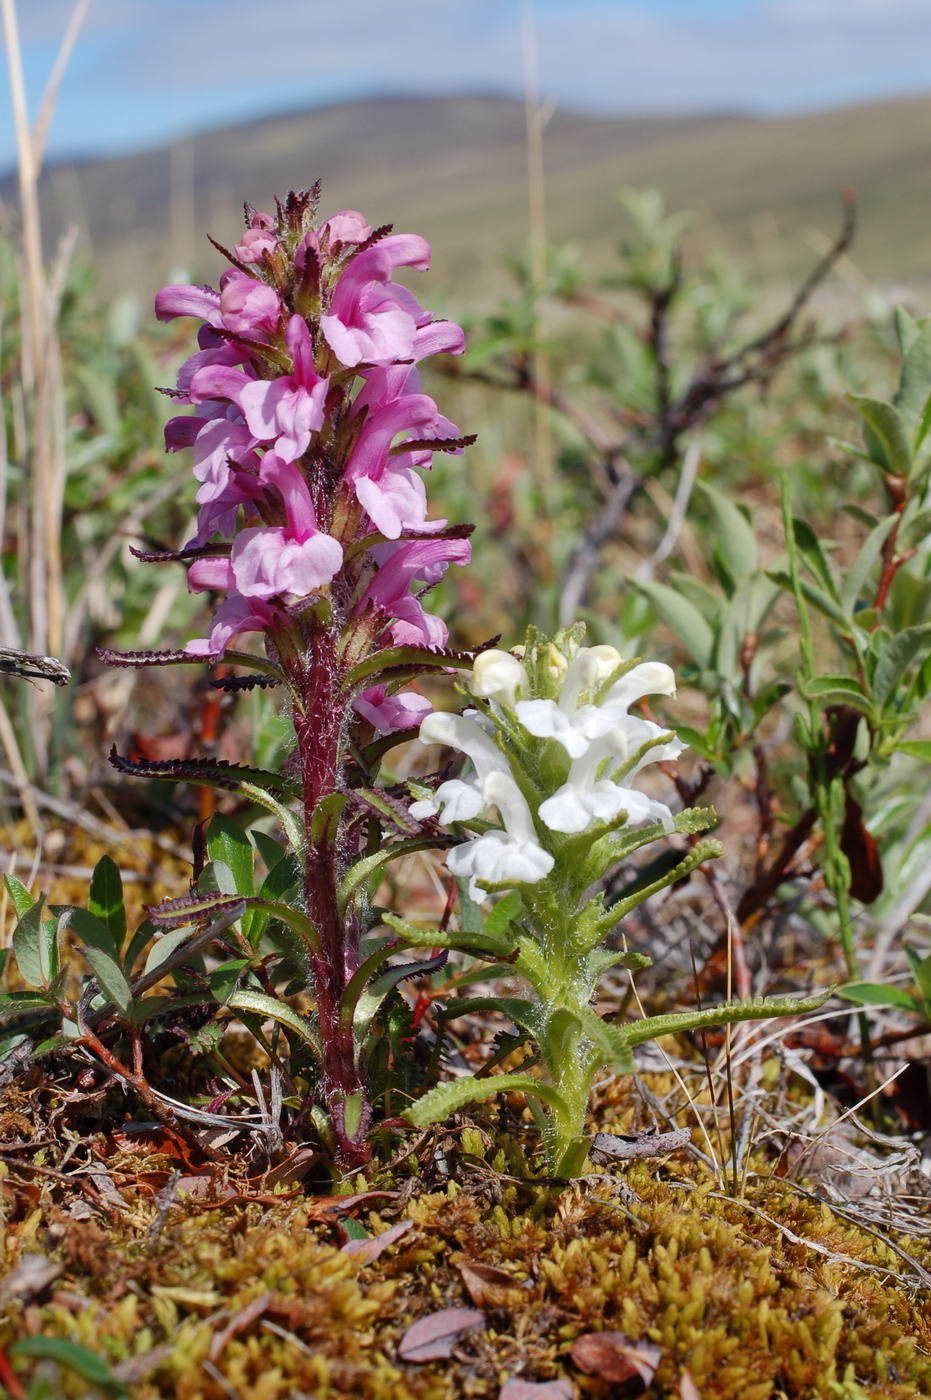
17;91;931;297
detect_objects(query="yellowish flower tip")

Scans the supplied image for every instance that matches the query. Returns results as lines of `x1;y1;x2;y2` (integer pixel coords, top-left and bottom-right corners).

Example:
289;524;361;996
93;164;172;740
545;644;569;680
471;649;526;706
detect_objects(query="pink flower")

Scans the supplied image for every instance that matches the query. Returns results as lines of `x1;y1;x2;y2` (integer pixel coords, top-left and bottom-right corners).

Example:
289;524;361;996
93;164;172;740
155;284;222;327
188;418;263;544
219;270;282;339
229;454;342;600
236;315;329;461
354;685;432;734
184;592;285;659
322;210;372;246
236;211;277;264
344;392;453;537
358;537;471;647
321;235;433;367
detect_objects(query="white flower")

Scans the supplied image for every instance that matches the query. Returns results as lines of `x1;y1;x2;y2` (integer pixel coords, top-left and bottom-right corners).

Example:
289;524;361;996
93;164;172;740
410;710;508;821
515;651;676;759
470;649;527;707
447;770;554;901
539;720;686;835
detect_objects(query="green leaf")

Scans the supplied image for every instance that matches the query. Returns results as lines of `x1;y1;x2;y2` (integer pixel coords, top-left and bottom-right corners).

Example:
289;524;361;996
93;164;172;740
837;982;919;1012
208;958;250;1004
615;989;831;1049
455;877;484;934
11;1337;129;1398
64;907;121;962
847;393;911;475
904;946;931;1009
632;579;714;669
143;925;201;977
310;791;347;845
227;989;321;1057
403;1071;567;1127
338;838;448;917
576;1005;635;1074
12;894;54;990
895;318;931;442
207;814;254;897
5;873;36;920
840;515;897;615
791;519;839;599
873;623;931;706
343;642;476;693
484;891;522;939
696;480;758;583
896;740;931;764
82;945;134;1016
894;305;919;356
89;855;126;948
800;674;874;718
0;990;55;1017
382;912;517;959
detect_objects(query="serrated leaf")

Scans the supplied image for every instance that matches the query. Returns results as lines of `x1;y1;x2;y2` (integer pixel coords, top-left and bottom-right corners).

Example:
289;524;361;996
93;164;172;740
382;912;516;958
343;642;478;693
89;855;126;948
632;579;714;668
404;1071;567;1127
207;813;254;896
108;746;296;798
227;988;321;1057
484;891;522;939
82;946;134;1015
847;393;911;475
346;786;420;836
616;989;830;1049
149;891;319;950
353;950;447;1040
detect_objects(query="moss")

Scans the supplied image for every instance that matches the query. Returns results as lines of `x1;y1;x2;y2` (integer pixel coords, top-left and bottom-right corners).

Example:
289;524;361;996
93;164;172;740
3;1133;930;1400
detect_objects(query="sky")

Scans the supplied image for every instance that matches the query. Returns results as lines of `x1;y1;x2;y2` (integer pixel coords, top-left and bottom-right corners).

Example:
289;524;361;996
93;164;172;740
2;0;931;172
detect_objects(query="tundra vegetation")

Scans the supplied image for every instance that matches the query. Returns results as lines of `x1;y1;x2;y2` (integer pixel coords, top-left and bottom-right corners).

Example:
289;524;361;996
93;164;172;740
0;180;930;1400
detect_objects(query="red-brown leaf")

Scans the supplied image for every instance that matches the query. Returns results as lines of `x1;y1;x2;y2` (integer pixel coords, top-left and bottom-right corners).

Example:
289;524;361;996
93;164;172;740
455;1259;524;1308
570;1332;661;1390
499;1379;575;1399
343;1219;414;1262
399;1307;485;1362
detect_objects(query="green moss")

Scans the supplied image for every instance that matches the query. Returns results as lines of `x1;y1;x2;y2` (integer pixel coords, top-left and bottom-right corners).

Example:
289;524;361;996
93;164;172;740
3;1132;930;1399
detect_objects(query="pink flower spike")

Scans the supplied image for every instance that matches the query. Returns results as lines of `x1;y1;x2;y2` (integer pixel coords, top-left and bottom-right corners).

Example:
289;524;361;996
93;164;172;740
354;685;432;734
184;593;284;659
219;270;283;339
237;315;328;461
156;284;222;327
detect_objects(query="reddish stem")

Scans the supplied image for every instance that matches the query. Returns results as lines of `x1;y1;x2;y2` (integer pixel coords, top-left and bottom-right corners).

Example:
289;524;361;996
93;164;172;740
291;626;371;1167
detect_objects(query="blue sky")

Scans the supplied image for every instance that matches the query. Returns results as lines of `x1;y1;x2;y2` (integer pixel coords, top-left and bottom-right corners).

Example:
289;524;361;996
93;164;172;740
3;0;931;171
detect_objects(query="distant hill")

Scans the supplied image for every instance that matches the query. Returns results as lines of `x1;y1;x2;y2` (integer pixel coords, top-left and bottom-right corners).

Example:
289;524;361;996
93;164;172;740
8;92;931;300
